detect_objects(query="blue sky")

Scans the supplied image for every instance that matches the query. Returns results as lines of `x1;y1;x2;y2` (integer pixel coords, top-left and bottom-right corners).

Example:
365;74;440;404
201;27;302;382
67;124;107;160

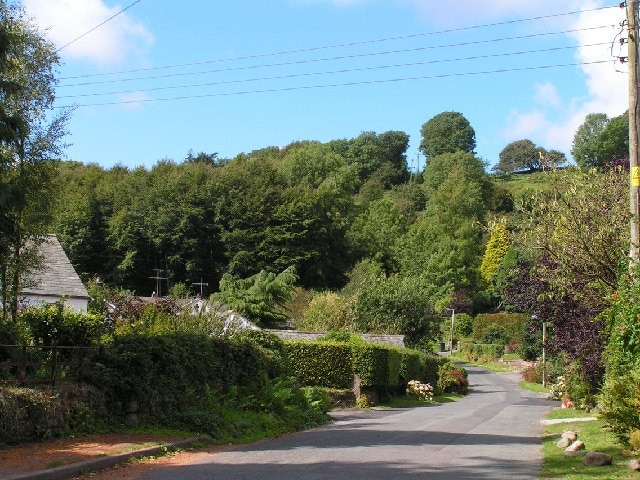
24;0;628;171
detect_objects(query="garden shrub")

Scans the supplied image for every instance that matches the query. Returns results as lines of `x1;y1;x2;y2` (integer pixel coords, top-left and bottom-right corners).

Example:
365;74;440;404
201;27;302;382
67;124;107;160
520;361;553;386
630;429;640;452
562;360;597;408
599;267;640;444
356;394;371;409
0;384;105;444
520;364;539;383
302;386;332;414
436;361;469;395
19;302;104;347
407;380;434;402
298;292;353;332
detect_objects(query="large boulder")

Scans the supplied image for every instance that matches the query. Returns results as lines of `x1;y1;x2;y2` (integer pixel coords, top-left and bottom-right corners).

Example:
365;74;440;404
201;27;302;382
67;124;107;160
582;451;612;466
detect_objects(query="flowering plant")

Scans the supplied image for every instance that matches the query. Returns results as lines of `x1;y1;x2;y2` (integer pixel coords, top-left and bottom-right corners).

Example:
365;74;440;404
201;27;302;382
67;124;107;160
548;375;567;400
406;380;434;402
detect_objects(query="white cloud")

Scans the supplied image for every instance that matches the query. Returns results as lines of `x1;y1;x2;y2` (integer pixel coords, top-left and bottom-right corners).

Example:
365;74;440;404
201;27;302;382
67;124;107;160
569;5;627;115
534;82;562;109
23;0;153;66
502;110;547;141
498;2;627;157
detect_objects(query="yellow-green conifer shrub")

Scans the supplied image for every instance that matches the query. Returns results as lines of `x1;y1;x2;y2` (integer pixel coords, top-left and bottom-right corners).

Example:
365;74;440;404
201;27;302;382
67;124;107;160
480;223;510;284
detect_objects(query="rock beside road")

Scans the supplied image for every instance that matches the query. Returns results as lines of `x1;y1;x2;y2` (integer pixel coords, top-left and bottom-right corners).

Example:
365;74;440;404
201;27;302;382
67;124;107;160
582;451;612;466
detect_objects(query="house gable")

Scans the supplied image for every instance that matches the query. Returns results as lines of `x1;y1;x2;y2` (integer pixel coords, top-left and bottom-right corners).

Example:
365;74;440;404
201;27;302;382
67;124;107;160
21;235;90;312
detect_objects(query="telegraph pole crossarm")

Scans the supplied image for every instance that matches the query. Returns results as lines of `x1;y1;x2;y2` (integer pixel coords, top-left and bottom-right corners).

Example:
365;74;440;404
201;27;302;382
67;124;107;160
192;278;208;297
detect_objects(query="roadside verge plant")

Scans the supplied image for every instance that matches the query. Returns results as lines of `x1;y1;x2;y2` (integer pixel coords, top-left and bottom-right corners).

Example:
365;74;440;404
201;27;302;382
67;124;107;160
406;380;434;402
436;362;469;395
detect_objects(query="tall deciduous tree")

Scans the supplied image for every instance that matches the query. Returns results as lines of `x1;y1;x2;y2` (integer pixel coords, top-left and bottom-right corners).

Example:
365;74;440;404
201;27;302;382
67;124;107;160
419;112;476;164
397;151;489;303
493;140;568;174
571;111;628;168
0;1;70;321
571;113;607;167
347;194;407;273
495;139;540;174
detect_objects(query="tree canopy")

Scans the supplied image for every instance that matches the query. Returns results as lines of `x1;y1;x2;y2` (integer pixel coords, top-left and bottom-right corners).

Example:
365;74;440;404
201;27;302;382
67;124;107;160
495;139;537;173
0;1;69;321
419;111;476;162
493;139;568;174
571;111;628;168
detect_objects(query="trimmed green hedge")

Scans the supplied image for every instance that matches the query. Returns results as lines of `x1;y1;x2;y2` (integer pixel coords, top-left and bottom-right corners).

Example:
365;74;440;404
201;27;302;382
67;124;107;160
285;340;446;393
461;342;505;362
352;344;395;388
285;342;353;388
1;331;326;444
88;332;288;421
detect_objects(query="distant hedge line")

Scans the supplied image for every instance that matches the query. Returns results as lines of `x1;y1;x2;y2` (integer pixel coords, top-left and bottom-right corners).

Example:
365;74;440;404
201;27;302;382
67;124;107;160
461;342;505;362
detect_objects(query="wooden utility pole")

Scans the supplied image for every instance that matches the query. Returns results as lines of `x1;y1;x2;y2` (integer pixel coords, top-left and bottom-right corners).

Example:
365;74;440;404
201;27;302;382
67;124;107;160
192;278;208;297
149;268;167;297
629;0;640;261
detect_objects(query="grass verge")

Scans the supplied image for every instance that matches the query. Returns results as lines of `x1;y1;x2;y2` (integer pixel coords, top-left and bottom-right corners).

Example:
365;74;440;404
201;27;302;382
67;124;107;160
519;380;549;394
447;352;516;373
540;408;635;479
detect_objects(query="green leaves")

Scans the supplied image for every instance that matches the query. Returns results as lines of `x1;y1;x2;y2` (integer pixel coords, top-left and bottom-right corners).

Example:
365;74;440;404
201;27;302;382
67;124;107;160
214;266;298;328
0;1;68;321
571;111;629;168
419;112;476;162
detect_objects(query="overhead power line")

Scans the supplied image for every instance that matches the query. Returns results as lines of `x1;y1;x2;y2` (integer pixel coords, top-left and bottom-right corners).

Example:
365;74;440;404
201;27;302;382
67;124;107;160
57;25;614;89
55;60;612;109
56;0;144;52
56;42;611;100
58;4;618;81
53;4;624;110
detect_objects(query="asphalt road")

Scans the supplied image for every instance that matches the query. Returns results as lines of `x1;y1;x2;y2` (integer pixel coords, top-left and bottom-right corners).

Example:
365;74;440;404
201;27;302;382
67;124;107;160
137;367;557;480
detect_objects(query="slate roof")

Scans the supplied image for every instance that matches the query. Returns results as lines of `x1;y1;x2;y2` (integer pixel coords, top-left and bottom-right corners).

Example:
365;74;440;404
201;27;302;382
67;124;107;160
21;235;90;300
